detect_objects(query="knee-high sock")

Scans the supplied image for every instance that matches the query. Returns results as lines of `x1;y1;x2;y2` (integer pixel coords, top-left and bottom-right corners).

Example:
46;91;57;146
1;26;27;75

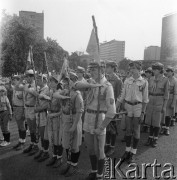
57;145;63;157
149;126;154;137
154;127;160;138
125;136;132;147
71;151;80;165
89;155;98;171
165;116;171;127
21;130;26;140
111;134;116;147
97;159;105;176
43;139;49;150
106;131;111;145
53;145;58;155
132;137;139;149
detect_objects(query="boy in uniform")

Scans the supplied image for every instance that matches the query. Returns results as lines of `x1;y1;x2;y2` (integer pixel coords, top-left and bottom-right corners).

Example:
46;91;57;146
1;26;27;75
34;74;50;161
75;62;116;180
12;75;26;150
0;85;12;147
116;61;149;163
105;61;123;156
145;63;169;147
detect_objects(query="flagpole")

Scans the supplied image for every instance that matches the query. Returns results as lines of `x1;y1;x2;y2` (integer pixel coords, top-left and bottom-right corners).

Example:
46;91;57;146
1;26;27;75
91;16;101;130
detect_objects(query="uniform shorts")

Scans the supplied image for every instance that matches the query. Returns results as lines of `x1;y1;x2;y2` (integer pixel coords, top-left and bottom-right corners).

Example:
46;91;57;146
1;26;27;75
83;112;106;135
25;107;35;120
124;103;142;118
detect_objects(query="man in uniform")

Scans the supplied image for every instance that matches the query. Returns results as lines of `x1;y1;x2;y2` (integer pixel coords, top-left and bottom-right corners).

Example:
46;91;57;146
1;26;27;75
75;62;116;180
0;85;12;147
15;70;39;154
44;75;64;167
12;75;26;150
145;63;169;147
105;61;123;156
161;67;177;135
33;74;50;161
53;72;84;177
116;61;149;163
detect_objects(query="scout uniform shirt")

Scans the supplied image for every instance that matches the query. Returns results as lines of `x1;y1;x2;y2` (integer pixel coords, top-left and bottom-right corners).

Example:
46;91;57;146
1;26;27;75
12;85;24;107
0;95;12;114
83;76;116;135
38;84;50;127
166;76;177;116
145;75;169;127
118;76;149;104
25;81;37;107
47;89;62;145
106;73;123;101
61;89;84;149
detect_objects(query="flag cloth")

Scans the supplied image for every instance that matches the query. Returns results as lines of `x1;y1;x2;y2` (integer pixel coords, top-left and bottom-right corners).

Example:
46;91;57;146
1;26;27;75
26;48;32;70
86;28;100;63
57;57;69;82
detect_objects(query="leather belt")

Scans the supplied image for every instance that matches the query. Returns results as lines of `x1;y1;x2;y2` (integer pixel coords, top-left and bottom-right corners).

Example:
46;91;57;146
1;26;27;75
25;104;35;107
63;111;76;115
0;110;7;113
149;93;164;96
125;100;141;106
49;110;59;113
13;105;23;107
87;109;106;114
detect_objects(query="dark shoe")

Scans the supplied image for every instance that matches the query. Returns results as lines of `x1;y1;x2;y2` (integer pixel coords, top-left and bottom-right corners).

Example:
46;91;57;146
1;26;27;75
46;156;57;166
34;150;43;160
53;158;63;168
13;142;21;149
151;139;157;148
65;165;78;177
104;145;110;154
144;138;152;146
38;152;50;162
106;147;115;157
59;163;70;175
164;129;170;136
85;172;96;180
171;120;175;126
16;143;25;151
127;152;135;164
121;138;126;142
96;176;103;180
28;145;39;156
121;151;130;161
23;144;34;153
160;128;165;135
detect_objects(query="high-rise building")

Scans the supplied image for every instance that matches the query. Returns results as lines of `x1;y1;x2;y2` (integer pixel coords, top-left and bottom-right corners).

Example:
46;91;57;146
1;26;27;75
144;46;161;60
160;13;177;61
19;11;44;39
100;40;125;63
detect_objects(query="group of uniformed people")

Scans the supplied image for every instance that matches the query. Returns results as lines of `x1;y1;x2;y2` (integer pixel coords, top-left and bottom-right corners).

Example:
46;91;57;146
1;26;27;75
0;60;177;180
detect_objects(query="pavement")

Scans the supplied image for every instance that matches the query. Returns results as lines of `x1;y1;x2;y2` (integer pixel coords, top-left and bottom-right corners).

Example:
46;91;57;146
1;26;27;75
0;119;177;180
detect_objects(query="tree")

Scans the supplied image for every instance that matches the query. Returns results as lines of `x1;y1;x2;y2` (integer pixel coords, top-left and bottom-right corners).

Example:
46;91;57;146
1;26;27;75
0;11;68;76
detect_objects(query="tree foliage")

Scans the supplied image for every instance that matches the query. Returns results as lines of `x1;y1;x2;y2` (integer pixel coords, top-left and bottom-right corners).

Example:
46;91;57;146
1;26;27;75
69;52;88;71
0;11;68;77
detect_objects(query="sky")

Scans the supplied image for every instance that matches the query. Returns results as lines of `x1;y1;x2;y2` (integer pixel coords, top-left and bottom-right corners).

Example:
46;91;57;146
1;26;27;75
0;0;177;60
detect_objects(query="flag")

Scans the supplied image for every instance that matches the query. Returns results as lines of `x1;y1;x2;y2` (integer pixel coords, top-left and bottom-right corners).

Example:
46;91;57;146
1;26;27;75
26;48;32;70
57;57;69;82
86;29;100;63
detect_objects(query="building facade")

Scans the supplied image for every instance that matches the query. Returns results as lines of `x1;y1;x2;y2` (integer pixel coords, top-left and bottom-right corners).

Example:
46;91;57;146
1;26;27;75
144;46;161;60
160;13;177;61
100;40;125;63
19;11;44;39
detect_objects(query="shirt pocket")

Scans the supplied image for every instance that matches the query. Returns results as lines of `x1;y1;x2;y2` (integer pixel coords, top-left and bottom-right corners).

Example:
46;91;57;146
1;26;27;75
156;82;165;93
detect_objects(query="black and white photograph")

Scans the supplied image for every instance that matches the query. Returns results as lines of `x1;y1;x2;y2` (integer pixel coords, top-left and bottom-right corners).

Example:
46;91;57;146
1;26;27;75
0;0;177;179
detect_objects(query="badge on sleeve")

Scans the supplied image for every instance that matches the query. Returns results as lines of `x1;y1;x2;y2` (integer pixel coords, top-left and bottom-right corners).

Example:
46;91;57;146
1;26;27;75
110;98;114;105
